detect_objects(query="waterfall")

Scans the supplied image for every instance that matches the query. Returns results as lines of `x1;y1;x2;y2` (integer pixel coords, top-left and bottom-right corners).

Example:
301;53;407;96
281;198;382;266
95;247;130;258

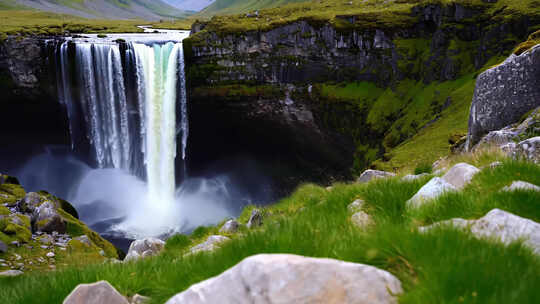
55;34;189;209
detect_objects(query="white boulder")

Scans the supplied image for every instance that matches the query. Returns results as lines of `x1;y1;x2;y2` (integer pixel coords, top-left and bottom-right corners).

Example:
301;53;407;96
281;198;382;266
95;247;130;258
420;209;540;254
441;163;480;190
406;177;457;208
219;220;240;234
165;254;402;304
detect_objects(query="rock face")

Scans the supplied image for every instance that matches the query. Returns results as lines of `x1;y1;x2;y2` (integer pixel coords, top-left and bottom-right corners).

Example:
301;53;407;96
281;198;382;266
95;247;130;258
467;44;540;149
502;181;540;192
165;254;402;304
407;177;457;208
441;163;480;190
125;238;165;261
357;170;396;183
189;235;230;255
63;281;129;304
420;209;540;254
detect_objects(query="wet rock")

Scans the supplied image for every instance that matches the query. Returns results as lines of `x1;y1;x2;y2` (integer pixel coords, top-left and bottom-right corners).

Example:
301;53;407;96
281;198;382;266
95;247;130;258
467;44;540;149
0;270;23;277
165;254;402;304
246;209;263;229
63;281;129;304
406;177;457;208
441;163;480;190
189;235;230;255
357;170;396;183
347;199;365;213
124;238;165;262
420;209;540;254
351;211;373;228
502;181;540;192
219;220;240;234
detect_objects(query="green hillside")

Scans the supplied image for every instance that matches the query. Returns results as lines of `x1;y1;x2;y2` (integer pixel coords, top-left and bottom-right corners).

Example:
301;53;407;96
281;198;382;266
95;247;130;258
199;0;308;16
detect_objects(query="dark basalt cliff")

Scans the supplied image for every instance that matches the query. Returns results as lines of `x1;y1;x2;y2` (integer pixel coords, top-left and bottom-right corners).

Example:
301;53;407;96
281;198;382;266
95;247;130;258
184;2;536;181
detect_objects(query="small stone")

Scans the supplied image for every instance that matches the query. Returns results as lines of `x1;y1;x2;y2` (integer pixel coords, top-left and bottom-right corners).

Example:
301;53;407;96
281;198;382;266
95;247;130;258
488;161;503;169
46;252;55;258
347;199;364;213
246;209;263;229
131;294;151;304
219;220;240;234
12;253;21;261
189;235;230;255
40;245;48;249
351;211;373;228
63;281;129;304
357;169;395;183
99;250;105;256
39;234;54;245
502;181;540;192
0;270;23;277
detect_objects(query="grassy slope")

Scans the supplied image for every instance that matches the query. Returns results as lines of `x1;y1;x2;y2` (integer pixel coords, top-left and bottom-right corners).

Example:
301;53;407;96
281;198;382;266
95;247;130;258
1;155;539;303
199;0;308;16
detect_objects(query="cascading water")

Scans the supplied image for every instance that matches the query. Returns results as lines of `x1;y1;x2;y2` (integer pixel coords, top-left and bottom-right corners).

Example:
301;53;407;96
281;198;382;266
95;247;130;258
51;31;192;237
16;30;266;245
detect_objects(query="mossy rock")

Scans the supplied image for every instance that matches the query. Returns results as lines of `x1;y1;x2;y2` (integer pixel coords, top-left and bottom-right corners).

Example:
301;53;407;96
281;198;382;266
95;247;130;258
0;183;26;205
37;191;79;219
2;223;31;243
0;205;10;216
57;209;118;259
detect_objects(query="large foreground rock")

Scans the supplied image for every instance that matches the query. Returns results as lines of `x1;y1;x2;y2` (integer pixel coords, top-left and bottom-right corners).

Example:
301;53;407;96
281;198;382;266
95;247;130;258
63;281;129;304
420;209;540;255
406;177;457;208
165;254;402;304
125;238;165;261
357;170;396;183
441;163;480;190
466;44;540;149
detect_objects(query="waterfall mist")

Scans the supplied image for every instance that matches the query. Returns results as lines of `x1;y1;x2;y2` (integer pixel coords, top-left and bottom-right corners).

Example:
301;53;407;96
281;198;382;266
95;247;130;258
12;30;273;243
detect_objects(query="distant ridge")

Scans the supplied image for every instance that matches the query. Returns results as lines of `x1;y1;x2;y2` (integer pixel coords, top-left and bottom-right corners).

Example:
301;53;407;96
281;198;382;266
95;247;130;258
0;0;190;20
162;0;215;12
199;0;308;16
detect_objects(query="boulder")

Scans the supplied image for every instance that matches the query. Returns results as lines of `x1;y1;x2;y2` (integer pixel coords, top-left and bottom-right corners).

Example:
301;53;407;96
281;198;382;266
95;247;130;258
474;129;518;149
63;281;129;304
165;254;403;304
441;163;480;190
246;209;263;229
124;238;165;262
18;192;42;213
0;270;23;277
351;211;373;228
466;44;540;149
74;235;93;247
420;209;540;254
502;181;540;192
347;199;364;213
0;240;7;253
406;177;457;208
219;220;240;234
33;201;66;233
189;235;230;255
357;170;395;183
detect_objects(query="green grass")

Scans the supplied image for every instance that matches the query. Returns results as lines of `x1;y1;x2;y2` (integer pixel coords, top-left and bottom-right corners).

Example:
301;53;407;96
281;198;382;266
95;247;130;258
1;159;539;304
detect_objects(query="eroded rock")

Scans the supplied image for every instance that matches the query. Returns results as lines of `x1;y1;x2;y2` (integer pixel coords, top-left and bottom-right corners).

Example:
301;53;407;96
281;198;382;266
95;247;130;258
165;254;403;304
